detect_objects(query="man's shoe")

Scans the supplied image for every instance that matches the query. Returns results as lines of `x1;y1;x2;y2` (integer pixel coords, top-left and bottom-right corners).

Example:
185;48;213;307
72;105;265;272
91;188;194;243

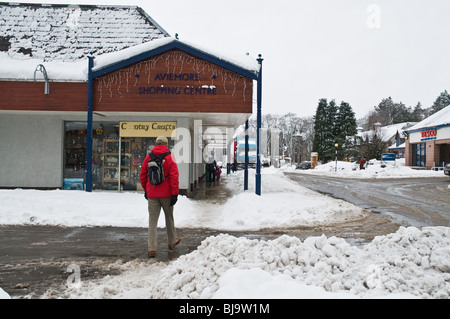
168;237;180;250
148;251;156;258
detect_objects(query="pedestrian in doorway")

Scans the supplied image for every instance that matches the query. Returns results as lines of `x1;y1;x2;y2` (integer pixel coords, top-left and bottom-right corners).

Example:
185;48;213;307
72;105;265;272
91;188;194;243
140;136;180;258
360;156;366;170
206;154;217;183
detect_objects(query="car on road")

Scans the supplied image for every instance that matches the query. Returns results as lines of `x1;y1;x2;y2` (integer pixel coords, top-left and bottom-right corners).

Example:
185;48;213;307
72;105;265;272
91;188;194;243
445;163;450;177
296;161;312;170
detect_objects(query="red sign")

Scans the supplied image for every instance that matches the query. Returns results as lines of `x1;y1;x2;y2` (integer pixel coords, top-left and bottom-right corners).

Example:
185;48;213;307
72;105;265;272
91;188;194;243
421;129;437;138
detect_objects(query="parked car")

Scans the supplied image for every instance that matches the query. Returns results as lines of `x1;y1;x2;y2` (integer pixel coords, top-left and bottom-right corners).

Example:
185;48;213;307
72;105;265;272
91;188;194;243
296;161;312;170
444;163;450;177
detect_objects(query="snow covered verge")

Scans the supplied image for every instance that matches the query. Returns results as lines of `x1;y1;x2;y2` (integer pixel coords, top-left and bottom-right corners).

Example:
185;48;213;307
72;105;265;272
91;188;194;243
57;226;449;299
285;159;447;179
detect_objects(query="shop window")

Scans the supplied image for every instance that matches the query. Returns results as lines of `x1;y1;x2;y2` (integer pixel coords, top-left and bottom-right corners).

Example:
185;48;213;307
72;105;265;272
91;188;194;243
63;122;173;191
412;143;426;167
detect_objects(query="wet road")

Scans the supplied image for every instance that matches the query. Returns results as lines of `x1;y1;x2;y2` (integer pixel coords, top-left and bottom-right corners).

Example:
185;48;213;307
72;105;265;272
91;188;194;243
286;173;450;227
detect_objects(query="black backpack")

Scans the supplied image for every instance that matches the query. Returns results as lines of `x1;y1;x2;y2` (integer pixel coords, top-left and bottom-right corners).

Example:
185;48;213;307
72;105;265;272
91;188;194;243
148;152;171;185
206;161;216;172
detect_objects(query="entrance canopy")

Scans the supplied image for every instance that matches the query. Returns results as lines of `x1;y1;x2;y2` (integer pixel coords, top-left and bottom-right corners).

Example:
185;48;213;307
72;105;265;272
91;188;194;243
88;37;260;127
85;37;262;192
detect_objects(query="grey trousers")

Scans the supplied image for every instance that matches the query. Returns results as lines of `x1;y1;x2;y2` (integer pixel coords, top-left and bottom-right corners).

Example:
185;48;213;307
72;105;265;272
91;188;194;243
147;198;177;252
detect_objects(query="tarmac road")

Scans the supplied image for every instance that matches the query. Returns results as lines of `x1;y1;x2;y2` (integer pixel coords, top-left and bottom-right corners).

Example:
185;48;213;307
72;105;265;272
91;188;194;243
285;173;450;228
1;224;303;298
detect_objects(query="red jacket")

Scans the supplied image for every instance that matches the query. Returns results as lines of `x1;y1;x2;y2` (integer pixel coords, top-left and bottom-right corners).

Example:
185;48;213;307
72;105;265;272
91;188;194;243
140;145;179;198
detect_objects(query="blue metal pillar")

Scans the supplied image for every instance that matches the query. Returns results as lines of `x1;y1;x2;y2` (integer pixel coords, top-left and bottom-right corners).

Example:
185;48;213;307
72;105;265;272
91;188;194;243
86;56;94;192
244;120;249;190
256;54;263;196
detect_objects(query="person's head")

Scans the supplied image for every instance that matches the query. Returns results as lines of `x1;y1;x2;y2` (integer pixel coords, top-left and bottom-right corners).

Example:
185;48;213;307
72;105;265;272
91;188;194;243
155;136;169;147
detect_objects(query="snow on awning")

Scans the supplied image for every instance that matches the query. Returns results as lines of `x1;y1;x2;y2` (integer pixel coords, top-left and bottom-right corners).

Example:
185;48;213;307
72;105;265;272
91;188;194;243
92;37;260;80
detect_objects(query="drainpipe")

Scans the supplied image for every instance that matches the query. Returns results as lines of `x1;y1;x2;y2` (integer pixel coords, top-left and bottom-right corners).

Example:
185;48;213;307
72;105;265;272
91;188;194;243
34;64;50;95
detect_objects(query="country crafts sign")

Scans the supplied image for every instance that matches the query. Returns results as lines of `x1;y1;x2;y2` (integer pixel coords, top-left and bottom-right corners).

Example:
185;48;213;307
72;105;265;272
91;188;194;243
119;121;176;138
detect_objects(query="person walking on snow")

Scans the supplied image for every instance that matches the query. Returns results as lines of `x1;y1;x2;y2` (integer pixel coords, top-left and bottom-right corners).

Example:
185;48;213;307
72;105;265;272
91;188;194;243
360;156;367;170
140;136;180;258
206;154;217;183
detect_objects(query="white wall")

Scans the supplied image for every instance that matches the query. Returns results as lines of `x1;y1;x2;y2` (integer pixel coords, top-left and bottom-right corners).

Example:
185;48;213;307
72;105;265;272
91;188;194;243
0;114;64;188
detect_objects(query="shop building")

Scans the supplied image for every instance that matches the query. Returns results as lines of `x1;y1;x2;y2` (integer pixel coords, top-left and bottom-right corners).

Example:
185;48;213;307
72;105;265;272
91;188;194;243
0;3;260;194
403;105;450;169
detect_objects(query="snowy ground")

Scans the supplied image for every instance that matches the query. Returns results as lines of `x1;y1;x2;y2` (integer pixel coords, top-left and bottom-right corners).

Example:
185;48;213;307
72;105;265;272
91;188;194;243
284;158;447;179
0;164;449;299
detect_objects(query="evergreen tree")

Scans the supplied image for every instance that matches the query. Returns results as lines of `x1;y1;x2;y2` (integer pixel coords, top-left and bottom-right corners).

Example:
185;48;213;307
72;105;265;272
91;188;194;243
313;99;341;162
411;102;424;122
359;132;387;160
336;101;357;139
336;101;357;159
392;101;411;124
431;90;450;114
375;97;395;125
313;99;331;162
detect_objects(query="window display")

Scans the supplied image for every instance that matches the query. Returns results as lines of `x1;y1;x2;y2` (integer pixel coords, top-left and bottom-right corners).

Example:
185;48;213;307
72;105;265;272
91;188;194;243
64;122;171;190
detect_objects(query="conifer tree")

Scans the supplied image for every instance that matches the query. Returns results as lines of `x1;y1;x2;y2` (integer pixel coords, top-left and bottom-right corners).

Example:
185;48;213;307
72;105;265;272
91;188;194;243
313;99;329;162
336;101;357;159
431;90;450;114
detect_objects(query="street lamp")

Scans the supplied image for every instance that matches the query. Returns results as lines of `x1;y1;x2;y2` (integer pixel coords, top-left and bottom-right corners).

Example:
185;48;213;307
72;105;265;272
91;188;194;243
335;143;339;172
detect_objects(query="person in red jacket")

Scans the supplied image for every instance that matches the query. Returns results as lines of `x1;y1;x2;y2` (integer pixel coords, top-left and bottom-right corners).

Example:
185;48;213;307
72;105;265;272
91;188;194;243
140;136;180;258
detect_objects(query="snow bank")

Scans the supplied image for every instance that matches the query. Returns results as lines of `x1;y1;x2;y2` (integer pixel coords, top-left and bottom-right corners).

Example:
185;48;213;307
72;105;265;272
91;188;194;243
0;168;368;230
61;226;449;299
289;159;445;179
0;287;11;299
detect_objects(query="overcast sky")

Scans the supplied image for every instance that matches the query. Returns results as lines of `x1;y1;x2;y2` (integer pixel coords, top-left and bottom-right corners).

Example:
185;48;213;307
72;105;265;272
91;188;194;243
19;0;450;119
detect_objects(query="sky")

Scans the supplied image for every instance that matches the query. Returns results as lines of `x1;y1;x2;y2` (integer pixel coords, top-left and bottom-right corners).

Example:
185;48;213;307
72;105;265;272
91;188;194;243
15;0;450;119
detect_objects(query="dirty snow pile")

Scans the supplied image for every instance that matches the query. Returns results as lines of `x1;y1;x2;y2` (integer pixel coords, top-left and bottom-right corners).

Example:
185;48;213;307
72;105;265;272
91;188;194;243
60;226;450;299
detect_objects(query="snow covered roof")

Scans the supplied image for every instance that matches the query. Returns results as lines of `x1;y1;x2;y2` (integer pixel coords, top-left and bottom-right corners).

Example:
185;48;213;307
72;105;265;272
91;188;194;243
0;2;169;62
404;105;450;132
358;122;416;142
388;142;405;150
0;3;260;82
0;37;260;82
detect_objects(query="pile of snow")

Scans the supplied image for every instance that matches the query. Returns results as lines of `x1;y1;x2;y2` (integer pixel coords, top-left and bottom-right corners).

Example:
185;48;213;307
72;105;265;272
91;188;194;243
288;159;445;179
0;168;368;230
60;226;449;299
0;287;11;299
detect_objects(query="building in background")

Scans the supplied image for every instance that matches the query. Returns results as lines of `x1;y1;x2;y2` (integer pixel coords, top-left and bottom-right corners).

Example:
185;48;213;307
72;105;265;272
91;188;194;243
403;105;450;169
